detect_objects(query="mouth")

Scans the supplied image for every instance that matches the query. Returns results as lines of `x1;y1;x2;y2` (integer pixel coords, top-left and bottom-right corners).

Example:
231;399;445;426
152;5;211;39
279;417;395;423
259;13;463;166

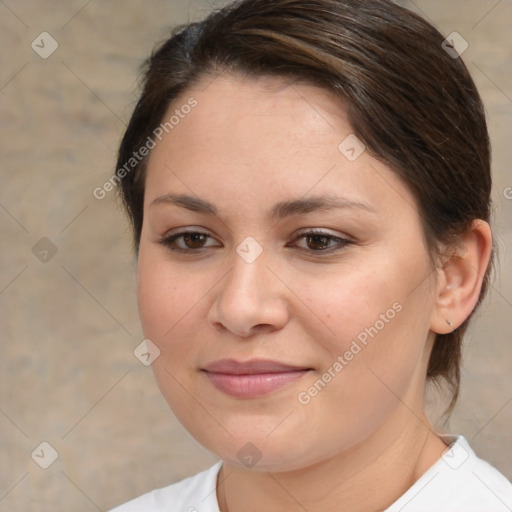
201;359;312;398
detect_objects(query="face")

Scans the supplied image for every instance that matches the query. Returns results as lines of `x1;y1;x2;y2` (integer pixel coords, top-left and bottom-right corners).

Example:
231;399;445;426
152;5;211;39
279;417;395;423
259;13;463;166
137;74;438;472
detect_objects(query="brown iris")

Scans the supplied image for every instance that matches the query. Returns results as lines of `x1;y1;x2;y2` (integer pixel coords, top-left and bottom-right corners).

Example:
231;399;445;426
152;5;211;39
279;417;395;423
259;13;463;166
183;233;208;249
306;234;331;250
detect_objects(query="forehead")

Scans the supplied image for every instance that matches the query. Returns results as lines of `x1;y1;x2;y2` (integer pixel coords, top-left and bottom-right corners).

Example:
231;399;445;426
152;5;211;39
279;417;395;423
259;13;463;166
150;72;347;161
143;73;418;221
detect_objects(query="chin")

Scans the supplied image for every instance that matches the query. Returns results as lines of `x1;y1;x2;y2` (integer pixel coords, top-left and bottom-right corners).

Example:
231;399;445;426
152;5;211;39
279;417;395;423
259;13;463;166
178;413;333;473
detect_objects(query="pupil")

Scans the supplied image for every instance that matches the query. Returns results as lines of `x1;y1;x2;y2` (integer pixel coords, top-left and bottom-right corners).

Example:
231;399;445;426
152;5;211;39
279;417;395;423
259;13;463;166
308;234;329;250
184;233;206;248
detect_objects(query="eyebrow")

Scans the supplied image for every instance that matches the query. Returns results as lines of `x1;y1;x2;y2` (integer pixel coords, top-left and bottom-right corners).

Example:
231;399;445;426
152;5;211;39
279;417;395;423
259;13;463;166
150;193;374;218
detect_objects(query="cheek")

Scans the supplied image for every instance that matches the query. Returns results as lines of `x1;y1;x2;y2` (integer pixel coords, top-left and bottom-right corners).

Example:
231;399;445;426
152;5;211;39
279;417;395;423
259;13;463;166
136;245;230;384
136;248;206;412
136;248;200;361
295;264;400;349
137;255;173;339
296;254;433;389
289;269;430;451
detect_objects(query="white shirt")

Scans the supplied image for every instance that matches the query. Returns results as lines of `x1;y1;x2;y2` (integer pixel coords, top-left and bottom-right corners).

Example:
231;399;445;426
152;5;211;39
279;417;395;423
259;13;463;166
109;436;512;512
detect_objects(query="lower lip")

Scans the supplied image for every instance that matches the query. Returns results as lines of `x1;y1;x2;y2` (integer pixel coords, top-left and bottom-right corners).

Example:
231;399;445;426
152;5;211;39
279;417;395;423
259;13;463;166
204;370;309;398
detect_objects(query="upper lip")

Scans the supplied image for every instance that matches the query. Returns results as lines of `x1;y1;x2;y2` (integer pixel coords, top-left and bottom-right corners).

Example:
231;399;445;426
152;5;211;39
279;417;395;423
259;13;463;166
202;359;311;375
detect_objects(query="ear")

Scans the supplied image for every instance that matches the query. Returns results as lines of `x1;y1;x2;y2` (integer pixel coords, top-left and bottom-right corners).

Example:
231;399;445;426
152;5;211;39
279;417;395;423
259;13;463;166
430;220;493;334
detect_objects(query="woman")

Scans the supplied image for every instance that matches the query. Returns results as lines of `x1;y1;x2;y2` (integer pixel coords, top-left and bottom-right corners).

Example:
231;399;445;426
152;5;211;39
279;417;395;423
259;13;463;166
109;0;512;510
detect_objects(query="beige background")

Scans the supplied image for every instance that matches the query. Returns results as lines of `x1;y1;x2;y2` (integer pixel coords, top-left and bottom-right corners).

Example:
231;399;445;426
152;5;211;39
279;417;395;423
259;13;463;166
0;1;511;510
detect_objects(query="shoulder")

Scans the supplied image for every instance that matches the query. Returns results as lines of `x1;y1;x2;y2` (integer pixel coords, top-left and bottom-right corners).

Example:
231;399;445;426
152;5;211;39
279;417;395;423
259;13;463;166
108;461;222;512
385;436;512;512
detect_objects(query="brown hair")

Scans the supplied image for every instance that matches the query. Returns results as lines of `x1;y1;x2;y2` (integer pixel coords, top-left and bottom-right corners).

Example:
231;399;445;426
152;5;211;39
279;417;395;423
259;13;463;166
117;0;493;414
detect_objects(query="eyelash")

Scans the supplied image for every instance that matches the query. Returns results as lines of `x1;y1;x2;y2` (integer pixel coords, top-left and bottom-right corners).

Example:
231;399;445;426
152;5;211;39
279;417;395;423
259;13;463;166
158;229;353;255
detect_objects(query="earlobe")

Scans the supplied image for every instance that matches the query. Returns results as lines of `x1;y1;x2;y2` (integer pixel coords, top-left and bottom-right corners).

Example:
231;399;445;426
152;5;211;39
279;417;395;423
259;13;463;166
430;220;493;334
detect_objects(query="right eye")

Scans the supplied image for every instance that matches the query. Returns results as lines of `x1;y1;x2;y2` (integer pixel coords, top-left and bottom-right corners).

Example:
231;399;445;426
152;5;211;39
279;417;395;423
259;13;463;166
158;230;222;253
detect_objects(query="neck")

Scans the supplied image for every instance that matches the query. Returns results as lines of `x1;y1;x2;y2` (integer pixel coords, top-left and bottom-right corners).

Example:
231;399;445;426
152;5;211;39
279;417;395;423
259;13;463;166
217;411;447;512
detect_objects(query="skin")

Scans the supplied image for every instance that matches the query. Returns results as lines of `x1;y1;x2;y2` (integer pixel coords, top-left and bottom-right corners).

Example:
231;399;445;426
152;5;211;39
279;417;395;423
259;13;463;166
136;74;492;512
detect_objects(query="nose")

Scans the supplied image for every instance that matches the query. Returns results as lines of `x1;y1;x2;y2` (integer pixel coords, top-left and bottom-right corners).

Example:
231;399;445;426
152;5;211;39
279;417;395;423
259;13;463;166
208;252;290;338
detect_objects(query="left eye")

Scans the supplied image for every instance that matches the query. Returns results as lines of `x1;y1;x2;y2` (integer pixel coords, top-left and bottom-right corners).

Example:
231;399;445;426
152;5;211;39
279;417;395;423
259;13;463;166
292;232;350;251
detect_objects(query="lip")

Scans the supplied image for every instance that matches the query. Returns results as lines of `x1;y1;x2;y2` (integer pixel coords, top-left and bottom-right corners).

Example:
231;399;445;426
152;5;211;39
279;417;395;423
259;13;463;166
202;359;312;398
